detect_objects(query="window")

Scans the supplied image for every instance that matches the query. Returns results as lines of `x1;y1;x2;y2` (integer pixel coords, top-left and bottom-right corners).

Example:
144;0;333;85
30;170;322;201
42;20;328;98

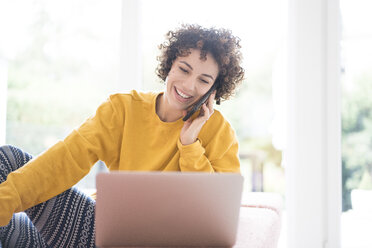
1;0;121;189
2;1;287;244
340;0;372;246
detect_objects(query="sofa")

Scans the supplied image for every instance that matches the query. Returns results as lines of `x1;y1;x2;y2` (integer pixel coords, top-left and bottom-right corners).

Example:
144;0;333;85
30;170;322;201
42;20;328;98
234;192;283;248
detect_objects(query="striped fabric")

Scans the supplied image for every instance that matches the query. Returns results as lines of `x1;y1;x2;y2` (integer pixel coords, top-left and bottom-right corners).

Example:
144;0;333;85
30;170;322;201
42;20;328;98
0;145;96;248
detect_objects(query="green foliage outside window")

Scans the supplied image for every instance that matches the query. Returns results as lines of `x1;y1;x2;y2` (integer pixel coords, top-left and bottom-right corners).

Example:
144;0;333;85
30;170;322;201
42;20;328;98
342;71;372;210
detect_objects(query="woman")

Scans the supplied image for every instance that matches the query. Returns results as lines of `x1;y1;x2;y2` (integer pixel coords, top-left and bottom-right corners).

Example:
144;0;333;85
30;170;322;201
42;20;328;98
0;24;244;247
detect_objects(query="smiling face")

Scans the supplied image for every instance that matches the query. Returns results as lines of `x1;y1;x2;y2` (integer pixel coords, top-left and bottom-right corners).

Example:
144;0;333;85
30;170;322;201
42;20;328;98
162;49;219;116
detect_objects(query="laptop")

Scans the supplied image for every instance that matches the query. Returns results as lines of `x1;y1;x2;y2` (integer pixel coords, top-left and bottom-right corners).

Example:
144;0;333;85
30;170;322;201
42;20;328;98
95;172;244;247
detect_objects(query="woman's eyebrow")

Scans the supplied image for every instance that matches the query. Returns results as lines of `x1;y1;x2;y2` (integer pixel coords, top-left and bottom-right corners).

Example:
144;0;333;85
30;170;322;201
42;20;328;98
201;74;214;80
180;61;193;70
180;61;214;80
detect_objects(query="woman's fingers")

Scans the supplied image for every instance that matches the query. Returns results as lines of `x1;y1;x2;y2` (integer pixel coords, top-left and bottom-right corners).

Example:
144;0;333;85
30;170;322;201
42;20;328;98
205;91;216;117
198;103;211;122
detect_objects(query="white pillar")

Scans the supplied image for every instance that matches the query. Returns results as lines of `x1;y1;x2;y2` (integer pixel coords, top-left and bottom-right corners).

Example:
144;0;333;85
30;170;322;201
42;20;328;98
0;58;7;145
286;0;341;247
118;0;142;92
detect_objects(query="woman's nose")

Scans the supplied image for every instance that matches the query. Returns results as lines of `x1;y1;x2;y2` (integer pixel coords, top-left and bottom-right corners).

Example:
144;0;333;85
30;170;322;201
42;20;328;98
182;77;197;92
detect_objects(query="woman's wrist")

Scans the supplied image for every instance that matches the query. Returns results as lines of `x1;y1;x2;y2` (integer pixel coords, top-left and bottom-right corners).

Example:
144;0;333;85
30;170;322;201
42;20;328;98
180;136;197;146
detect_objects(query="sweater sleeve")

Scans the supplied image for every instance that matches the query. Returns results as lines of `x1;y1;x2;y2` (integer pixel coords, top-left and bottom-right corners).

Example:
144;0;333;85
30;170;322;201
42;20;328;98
177;114;240;173
0;95;123;226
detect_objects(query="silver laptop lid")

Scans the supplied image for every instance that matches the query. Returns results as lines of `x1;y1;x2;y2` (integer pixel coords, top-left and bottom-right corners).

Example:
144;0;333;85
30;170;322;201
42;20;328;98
96;172;243;247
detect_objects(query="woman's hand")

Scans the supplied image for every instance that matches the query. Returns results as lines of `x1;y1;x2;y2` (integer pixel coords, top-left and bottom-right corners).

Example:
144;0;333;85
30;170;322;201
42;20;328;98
180;91;216;146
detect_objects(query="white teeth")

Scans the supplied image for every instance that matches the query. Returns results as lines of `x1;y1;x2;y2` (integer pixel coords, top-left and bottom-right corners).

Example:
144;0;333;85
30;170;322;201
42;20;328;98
175;88;192;99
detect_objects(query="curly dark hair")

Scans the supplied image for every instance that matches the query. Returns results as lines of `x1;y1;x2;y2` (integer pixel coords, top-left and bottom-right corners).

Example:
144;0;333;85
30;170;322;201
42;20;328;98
156;24;245;104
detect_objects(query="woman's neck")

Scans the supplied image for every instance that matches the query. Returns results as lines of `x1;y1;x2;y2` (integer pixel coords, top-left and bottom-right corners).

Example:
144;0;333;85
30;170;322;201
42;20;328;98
156;93;183;122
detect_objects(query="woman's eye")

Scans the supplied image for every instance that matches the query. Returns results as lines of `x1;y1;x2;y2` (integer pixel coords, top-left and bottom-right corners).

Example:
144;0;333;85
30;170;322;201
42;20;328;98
200;79;209;84
179;67;188;73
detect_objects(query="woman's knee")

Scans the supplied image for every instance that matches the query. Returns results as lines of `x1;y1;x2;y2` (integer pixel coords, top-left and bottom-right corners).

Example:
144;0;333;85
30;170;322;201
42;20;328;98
0;213;47;248
0;145;33;183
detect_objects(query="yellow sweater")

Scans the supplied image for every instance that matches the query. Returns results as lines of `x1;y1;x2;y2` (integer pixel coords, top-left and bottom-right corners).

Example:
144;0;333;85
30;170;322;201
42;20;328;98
0;90;240;226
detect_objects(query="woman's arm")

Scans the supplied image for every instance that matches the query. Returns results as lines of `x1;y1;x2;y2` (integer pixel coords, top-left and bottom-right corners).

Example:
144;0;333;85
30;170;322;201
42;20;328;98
177;110;240;173
177;138;239;173
0;95;124;226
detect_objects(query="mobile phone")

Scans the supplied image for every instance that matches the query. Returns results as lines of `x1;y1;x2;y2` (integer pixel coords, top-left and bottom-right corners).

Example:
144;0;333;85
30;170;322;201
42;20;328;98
182;83;218;121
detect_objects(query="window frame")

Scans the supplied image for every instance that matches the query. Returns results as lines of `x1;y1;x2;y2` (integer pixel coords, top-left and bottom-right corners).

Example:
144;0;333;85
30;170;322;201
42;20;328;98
0;59;7;145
